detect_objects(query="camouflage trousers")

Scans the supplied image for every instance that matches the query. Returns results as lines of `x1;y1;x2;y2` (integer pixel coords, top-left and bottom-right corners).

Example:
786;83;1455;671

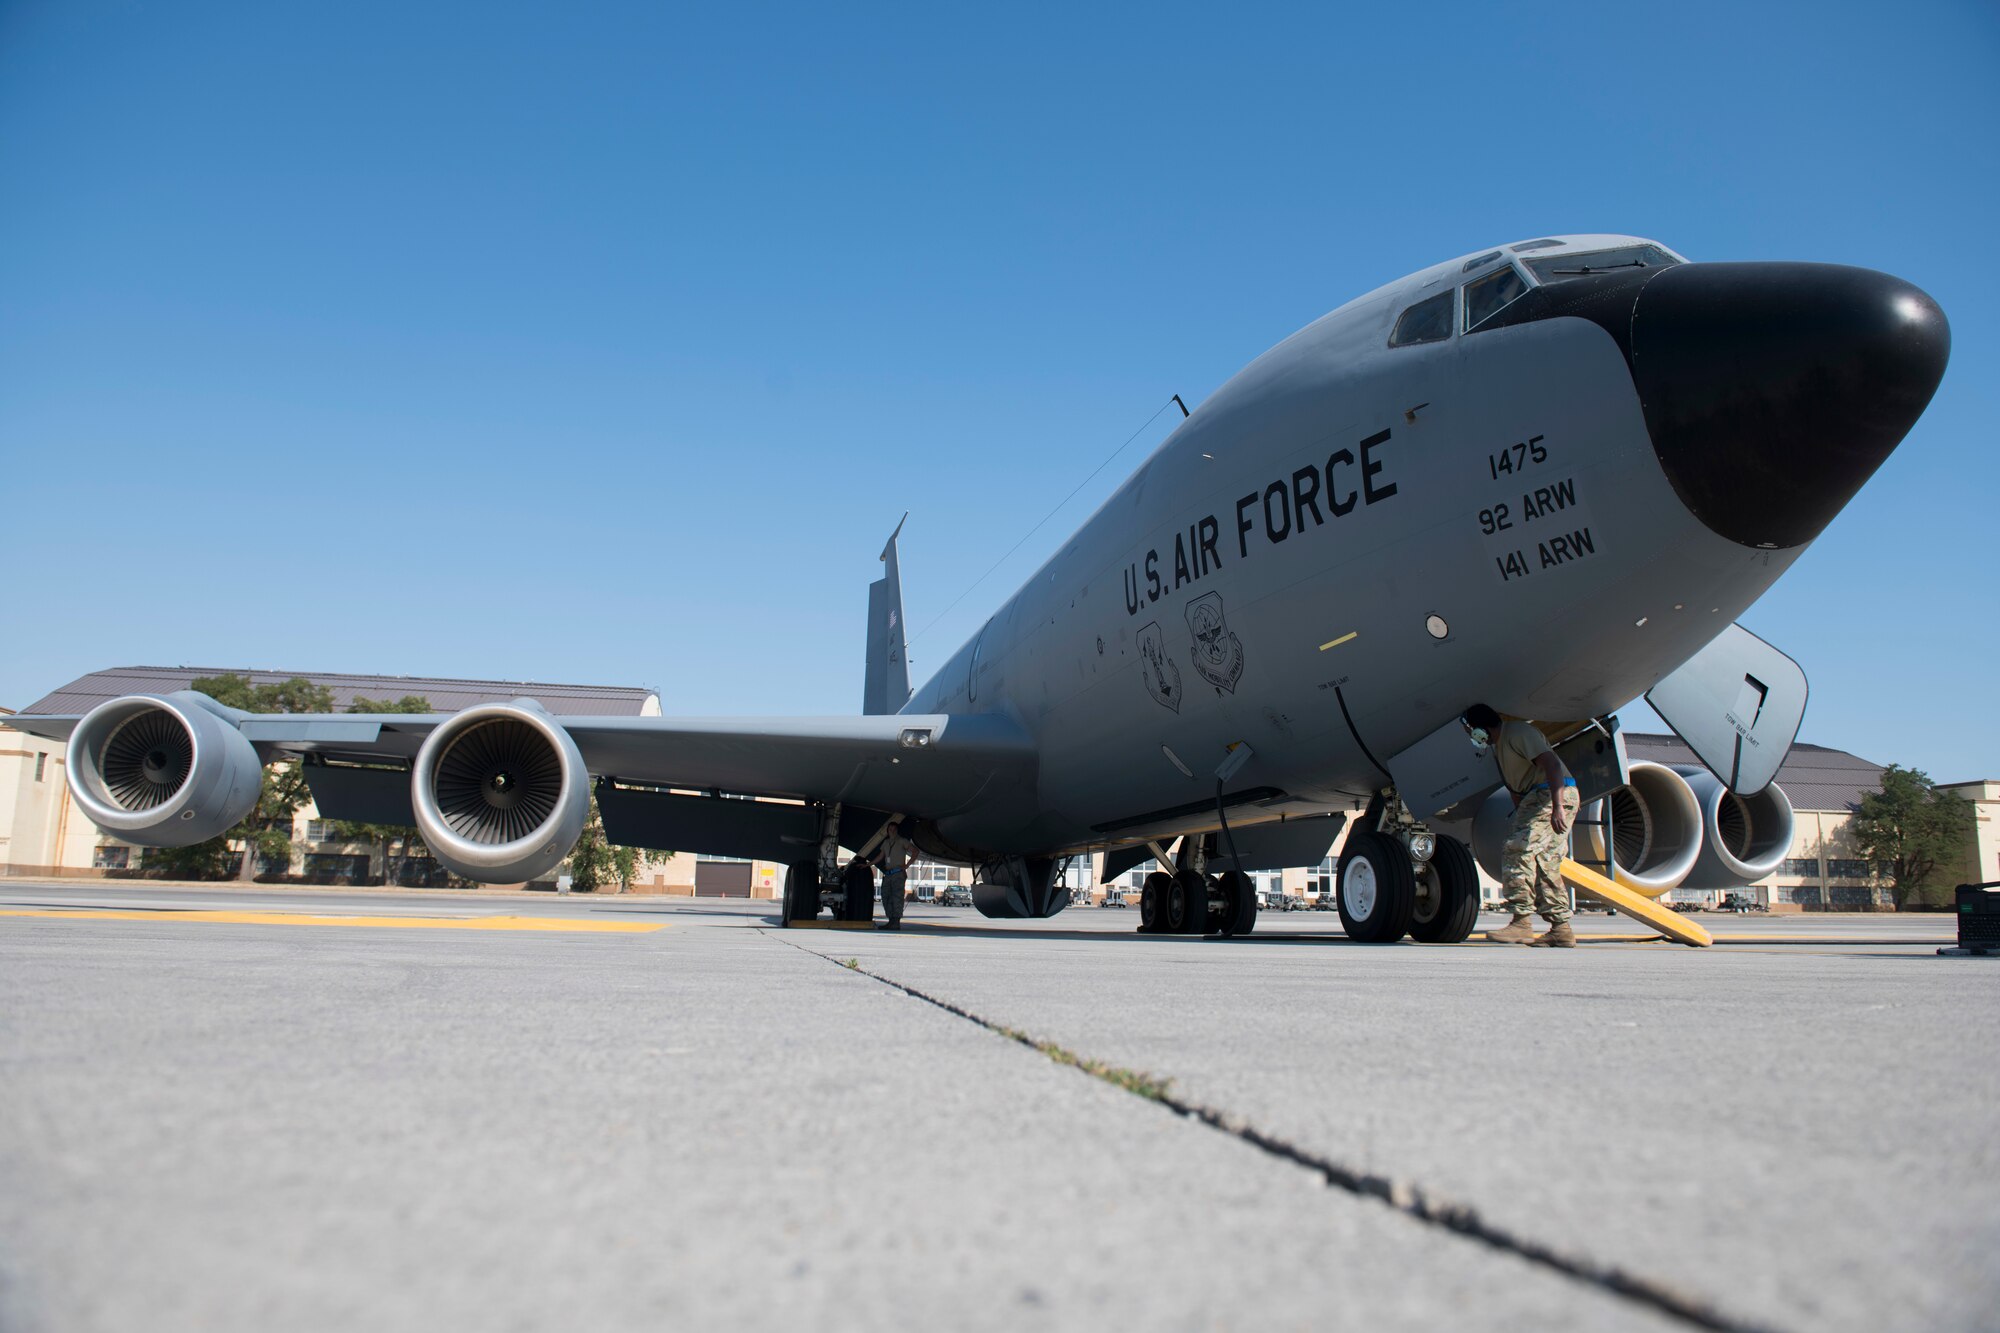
1501;786;1581;925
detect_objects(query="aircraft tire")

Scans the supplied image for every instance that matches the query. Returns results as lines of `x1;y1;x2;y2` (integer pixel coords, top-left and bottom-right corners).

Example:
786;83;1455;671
1337;831;1415;943
841;860;876;922
1168;868;1210;934
785;860;821;923
1408;836;1480;943
1215;870;1257;937
1139;871;1172;933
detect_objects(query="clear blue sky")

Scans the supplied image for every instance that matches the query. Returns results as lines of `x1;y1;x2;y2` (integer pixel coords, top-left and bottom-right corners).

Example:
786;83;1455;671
2;1;1995;780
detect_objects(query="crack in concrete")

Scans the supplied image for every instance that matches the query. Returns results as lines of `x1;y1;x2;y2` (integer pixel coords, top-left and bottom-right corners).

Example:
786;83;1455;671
769;930;1783;1333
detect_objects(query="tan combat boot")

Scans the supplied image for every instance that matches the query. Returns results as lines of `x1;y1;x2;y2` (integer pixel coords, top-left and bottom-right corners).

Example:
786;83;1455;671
1530;921;1577;948
1484;916;1537;944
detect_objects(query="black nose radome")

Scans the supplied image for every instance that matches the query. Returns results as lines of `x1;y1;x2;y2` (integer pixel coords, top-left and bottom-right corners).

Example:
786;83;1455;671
1629;263;1949;549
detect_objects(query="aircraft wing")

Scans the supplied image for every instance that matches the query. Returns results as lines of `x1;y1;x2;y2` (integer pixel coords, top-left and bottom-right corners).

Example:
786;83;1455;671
0;705;1036;822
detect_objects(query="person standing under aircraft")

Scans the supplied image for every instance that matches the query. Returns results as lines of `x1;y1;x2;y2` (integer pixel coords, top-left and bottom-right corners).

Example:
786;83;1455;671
1464;704;1579;948
873;817;913;931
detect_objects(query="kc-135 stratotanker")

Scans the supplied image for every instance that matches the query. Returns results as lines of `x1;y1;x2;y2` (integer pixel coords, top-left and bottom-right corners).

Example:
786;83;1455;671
7;236;1949;942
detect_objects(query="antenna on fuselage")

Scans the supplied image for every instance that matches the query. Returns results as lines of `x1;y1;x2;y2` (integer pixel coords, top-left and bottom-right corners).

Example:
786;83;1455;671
905;394;1187;648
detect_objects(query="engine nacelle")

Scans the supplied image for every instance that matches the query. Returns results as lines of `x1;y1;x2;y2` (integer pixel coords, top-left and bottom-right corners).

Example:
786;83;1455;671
66;692;263;846
1471;760;1703;897
1576;761;1704;897
1675;766;1795;888
411;701;589;884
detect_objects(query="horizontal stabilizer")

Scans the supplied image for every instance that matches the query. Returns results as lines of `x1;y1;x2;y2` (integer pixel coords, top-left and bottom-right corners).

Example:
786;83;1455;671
1645;624;1807;796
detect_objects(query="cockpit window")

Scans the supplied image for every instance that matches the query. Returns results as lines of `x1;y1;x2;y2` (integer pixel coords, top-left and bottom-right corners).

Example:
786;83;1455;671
1461;250;1502;274
1463;265;1528;332
1389;289;1454;347
1512;238;1563;253
1525;244;1680;285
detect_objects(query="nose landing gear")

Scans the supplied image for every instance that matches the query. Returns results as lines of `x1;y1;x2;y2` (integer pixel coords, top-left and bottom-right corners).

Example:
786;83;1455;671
1334;792;1481;944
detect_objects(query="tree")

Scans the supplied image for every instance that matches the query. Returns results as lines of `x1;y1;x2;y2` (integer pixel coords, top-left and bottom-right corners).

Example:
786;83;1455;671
327;694;433;886
141;838;243;881
610;842;672;894
566;795;615;893
1849;765;1975;908
187;673;335;880
562;792;671;893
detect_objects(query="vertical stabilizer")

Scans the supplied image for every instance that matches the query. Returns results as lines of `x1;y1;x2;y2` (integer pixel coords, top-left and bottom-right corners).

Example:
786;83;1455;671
863;514;911;715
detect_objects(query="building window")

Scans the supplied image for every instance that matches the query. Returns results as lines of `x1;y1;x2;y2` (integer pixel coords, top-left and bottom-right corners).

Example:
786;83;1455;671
910;861;955;885
1125;858;1160;889
1827;859;1873;880
1307;857;1336;896
306;820;343;843
34;753;47;782
92;845;130;870
1779;858;1821;877
394;855;451;888
303;853;371;883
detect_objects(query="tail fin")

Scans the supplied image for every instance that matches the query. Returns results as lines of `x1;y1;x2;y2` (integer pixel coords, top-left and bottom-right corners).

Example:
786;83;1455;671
863;514;911;715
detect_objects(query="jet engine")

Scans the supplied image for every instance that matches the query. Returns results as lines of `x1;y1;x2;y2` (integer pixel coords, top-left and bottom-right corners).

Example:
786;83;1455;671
1675;766;1795;888
1472;760;1703;897
411;701;588;884
65;692;263;846
1574;761;1704;897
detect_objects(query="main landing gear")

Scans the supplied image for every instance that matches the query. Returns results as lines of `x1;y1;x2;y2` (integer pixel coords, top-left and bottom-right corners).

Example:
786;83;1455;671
1136;846;1259;939
1334;793;1481;944
781;801;877;925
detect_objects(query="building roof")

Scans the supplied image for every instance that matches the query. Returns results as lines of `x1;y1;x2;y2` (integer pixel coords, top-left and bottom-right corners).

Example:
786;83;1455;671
1624;732;1884;813
19;666;659;719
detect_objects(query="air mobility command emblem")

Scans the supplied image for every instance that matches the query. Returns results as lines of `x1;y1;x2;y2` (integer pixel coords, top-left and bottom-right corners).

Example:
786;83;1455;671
1186;592;1244;694
1138;621;1182;713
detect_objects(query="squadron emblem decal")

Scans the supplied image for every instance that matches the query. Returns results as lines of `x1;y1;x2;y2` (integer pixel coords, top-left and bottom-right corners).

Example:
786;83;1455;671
1137;621;1182;713
1185;592;1245;694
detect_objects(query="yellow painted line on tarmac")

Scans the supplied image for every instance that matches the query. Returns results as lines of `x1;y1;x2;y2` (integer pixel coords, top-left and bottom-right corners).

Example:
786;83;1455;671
0;910;664;933
1318;631;1358;651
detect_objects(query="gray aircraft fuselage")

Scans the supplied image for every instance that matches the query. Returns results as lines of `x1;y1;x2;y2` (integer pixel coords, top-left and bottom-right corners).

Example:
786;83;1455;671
901;234;1948;859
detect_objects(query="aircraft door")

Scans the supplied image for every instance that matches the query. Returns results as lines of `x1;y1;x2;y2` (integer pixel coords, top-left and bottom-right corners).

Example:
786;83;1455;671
967;623;987;705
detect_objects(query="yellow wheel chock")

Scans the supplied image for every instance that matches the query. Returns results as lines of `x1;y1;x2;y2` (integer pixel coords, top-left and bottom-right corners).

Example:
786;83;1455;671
1559;859;1714;947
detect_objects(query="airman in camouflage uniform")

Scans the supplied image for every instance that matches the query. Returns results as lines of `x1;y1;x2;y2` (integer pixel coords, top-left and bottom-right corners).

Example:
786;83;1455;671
1462;704;1580;948
1499;784;1580;929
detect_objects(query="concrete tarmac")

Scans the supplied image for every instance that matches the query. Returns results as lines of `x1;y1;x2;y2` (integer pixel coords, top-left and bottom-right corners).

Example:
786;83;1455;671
0;882;1993;1332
